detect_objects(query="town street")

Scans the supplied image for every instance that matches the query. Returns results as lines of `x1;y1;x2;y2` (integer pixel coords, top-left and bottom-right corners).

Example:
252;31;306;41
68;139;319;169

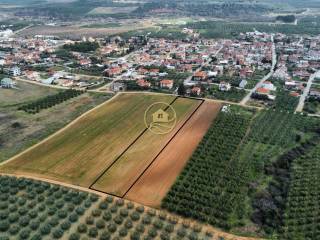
240;35;277;106
296;70;320;112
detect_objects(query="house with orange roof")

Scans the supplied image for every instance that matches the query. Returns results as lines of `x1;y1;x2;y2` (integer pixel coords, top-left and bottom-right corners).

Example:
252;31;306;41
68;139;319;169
193;71;207;82
256;87;270;95
160;79;174;89
136;79;151;88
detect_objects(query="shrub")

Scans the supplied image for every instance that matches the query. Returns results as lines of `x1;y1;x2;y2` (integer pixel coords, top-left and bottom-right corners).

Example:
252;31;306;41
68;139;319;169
103;211;112;221
40;224;51;235
125;219;133;229
130;211;140;221
52;229;64;239
96;219;106;229
136;223;145;233
120;209;129;217
60;221;71;230
90;195;99;202
148;228;157;237
165;224;174;233
49;216;60;227
88;227;98;238
57;210;68;219
107;223;117;233
119;227;128;237
106;196;113;203
77;223;87;233
0;220;10;232
30;220;40;230
99;231;111;240
69;233;80;240
177;228;187;237
126;202;134;209
142;215;152;224
30;233;42;240
8;213;19;223
9;225;20;235
69;213;78;222
86;216;94;225
114;215;123;225
153;220;163;229
99;201;108;210
92;209;101;217
19;228;31;240
75;206;85;216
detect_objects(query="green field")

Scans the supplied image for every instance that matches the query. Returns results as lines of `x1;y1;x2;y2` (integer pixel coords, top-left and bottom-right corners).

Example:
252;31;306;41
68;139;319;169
0;81;111;162
0;94;180;187
0;81;59;107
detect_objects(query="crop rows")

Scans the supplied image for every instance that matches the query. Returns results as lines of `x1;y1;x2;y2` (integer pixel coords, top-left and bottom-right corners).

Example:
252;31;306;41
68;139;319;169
0;176;225;240
18;89;84;114
162;110;252;229
282;145;320;240
68;197;214;240
0;176;96;240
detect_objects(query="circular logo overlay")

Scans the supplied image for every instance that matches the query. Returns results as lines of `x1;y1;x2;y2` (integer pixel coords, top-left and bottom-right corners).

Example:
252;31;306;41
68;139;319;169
144;102;177;135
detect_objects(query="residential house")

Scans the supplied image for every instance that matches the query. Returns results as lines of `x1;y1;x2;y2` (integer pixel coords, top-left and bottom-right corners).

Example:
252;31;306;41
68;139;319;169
136;79;151;88
261;81;276;91
0;77;14;88
193;71;207;82
219;82;231;92
10;66;21;76
160;79;174;89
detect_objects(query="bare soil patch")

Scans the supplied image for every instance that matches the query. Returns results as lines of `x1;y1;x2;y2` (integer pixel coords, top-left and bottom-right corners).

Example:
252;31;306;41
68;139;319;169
125;101;221;208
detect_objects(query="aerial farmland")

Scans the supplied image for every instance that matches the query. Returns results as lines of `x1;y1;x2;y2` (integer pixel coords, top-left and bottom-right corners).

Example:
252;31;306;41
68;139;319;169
0;93;221;209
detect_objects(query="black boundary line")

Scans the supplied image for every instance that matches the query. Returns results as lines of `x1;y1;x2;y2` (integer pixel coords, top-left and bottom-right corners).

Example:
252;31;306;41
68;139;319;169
89;96;179;193
122;99;205;198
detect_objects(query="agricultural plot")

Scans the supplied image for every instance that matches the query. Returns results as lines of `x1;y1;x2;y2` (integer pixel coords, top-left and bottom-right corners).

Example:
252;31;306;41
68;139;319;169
18;89;84;114
87;7;138;15
125;101;221;208
162;105;320;235
0;175;242;240
0;81;59;107
0;175;98;240
282;144;320;239
0;94;177;187
0;81;110;162
90;97;202;197
162;107;254;229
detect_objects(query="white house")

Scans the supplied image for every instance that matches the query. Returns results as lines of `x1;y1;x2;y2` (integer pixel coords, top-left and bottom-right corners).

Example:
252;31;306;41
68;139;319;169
10;66;21;77
219;82;231;91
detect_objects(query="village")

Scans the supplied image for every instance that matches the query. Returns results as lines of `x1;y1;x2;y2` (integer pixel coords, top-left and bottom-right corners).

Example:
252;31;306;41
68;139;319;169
0;28;320;113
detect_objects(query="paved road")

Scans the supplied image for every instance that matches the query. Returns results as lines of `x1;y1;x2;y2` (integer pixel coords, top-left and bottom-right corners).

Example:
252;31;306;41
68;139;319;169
240;35;277;106
296;70;320;112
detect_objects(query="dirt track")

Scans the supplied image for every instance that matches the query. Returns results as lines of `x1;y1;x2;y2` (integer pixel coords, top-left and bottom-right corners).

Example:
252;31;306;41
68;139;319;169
125;101;221;208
